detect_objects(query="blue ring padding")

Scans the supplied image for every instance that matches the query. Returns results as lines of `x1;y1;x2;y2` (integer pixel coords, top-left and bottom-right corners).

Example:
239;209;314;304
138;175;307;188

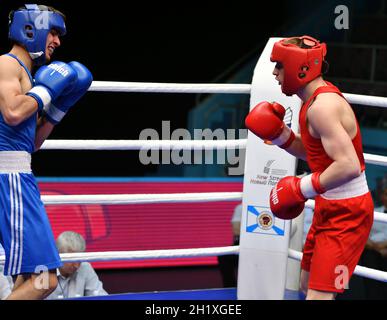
74;288;237;300
72;288;302;300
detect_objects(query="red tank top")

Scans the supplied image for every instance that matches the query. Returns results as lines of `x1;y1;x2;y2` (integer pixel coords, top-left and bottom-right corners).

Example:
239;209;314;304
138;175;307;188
299;82;365;173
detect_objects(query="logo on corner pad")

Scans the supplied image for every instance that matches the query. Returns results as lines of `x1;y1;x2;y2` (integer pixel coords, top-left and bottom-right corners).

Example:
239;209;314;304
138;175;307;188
246;205;285;236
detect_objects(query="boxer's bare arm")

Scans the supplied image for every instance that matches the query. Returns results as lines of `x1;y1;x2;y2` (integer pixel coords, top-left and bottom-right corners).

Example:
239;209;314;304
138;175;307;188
34;117;55;151
307;95;361;190
0;56;39;126
282;133;307;160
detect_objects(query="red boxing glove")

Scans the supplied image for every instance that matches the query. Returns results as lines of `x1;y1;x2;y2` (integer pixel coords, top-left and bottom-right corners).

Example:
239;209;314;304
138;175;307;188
270;172;325;220
245;101;295;149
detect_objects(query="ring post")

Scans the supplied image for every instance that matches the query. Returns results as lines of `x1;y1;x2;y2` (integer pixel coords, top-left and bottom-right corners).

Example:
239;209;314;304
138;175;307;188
237;38;303;299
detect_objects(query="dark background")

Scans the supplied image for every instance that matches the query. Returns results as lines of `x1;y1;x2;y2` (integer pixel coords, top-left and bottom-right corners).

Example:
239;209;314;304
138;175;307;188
0;0;299;177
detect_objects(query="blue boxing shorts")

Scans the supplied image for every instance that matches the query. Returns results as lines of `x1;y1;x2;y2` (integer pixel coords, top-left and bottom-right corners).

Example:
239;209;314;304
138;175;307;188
0;152;62;276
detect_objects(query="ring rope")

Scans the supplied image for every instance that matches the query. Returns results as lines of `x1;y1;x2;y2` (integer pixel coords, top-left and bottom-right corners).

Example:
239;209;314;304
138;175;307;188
89;81;251;94
0;246;239;265
362;153;387;167
88;81;387;108
343;93;387;109
40;139;247;151
39;140;387;168
61;246;240;262
41;192;243;205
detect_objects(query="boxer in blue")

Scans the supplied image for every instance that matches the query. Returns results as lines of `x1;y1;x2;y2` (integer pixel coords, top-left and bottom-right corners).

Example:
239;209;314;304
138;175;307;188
0;4;92;299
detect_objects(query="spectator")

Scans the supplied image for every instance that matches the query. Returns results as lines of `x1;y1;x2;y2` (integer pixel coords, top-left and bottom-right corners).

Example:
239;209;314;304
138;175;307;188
368;182;387;256
46;231;108;299
218;203;241;287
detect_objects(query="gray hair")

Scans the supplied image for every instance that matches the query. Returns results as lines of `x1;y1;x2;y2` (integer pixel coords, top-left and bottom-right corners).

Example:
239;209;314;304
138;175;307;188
56;231;86;253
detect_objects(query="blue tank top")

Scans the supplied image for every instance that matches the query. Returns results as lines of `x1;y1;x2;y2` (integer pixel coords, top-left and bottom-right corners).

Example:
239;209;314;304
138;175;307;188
0;54;37;153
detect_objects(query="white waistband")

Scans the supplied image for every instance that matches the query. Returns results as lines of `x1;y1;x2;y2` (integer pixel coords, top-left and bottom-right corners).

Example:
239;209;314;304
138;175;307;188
0;151;31;173
320;171;369;200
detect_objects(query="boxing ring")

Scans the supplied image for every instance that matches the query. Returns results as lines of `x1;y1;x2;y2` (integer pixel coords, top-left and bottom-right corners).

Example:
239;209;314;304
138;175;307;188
1;38;387;300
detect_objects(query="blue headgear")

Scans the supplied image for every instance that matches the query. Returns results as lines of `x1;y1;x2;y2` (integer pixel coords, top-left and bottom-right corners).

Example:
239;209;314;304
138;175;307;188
8;4;66;66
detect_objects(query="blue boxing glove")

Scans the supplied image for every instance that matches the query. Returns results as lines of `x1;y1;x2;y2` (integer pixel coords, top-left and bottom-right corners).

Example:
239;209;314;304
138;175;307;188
27;61;77;112
43;62;93;125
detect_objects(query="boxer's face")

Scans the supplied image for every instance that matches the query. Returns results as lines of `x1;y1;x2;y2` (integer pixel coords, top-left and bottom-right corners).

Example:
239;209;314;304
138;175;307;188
273;62;284;87
45;29;61;62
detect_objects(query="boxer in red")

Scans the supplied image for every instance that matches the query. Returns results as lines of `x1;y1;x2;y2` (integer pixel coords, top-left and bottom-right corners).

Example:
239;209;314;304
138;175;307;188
245;36;374;300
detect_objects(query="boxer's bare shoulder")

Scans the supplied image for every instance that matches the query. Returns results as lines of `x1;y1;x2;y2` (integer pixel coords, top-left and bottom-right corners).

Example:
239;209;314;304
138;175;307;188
0;55;23;81
308;91;357;140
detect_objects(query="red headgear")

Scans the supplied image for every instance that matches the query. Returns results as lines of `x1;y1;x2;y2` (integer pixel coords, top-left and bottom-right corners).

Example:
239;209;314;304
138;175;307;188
270;36;327;96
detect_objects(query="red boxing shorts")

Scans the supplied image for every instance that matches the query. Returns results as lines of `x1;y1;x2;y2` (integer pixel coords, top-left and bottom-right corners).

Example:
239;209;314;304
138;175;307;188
301;174;374;293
